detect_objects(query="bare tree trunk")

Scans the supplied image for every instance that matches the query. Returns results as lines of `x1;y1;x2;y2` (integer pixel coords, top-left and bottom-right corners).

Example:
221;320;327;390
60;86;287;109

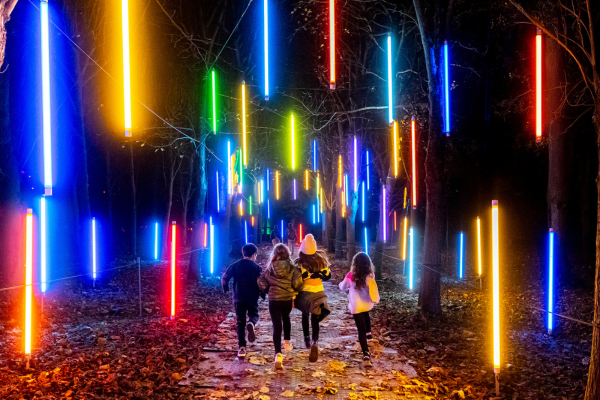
347;190;358;263
164;148;175;257
130;143;137;257
325;203;335;253
181;153;195;249
335;185;344;258
191;139;207;279
0;0;18;69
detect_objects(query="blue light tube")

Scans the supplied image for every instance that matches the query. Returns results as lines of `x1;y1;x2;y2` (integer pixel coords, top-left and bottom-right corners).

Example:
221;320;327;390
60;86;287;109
216;171;220;212
92;217;97;280
364;228;368;256
41;0;52;195
387;35;393;125
361;182;365;222
245;221;248;244
366;151;370;190
264;0;269;100
459;232;464;279
443;41;450;134
548;229;554;333
41;197;47;292
154;222;158;260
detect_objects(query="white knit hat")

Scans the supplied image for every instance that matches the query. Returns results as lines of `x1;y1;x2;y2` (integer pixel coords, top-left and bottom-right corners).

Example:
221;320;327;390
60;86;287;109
299;234;317;255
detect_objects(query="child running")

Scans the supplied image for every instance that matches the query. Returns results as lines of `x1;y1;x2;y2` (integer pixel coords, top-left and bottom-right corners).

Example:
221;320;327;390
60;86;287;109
222;244;262;358
258;243;303;370
294;234;331;362
339;252;380;367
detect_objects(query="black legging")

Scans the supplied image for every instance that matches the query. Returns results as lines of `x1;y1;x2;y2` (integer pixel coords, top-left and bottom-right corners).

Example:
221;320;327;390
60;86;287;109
269;300;293;354
353;311;372;353
301;312;320;341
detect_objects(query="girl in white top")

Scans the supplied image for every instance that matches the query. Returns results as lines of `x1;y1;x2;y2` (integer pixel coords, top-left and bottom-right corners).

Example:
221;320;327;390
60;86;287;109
339;252;380;366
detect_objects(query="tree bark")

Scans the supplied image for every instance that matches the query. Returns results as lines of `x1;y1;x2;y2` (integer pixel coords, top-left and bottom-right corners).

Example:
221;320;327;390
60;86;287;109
0;0;18;69
335;185;344;258
190;139;207;279
347;190;358;263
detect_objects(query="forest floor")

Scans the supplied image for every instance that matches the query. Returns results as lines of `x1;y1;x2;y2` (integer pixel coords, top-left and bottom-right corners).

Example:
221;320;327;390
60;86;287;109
0;242;594;399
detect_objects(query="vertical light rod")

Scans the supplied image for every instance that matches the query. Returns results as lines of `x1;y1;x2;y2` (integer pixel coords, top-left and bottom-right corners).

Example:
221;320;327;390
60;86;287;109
366;151;370;190
344;174;349;205
477;217;482;276
249;196;253;215
121;0;132;137
299;224;303;242
313;140;318;171
245;221;248;244
210;217;214;274
409;226;414;290
275;171;280;200
92;217;97;280
338;155;342;187
267;200;271;219
393;121;399;177
239;200;243;216
443;40;450;135
264;0;269;100
364;227;368;255
242;83;247;166
238;149;243;193
281;220;284;240
382;187;387;242
203;222;207;247
41;197;47;292
353;136;358;192
293;179;297;200
227;141;232;195
320;188;324;213
305;170;309;190
402;217;407;260
536;29;542;141
41;0;53;194
266;169;271;191
394;211;397;231
155;222;159;260
291;114;295;170
329;0;335;89
361;182;365;222
387;35;393;125
25;209;33;356
211;70;217;133
548;229;554;334
491;200;500;371
312;204;316;224
459;232;464;279
411;117;417;209
171;221;176;317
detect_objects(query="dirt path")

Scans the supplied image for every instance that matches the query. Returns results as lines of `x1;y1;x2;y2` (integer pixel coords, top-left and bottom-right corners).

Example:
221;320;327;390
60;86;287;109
180;277;418;399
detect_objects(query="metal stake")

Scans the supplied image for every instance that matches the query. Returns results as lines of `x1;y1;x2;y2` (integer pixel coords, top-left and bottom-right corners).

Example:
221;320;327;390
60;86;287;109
494;368;500;397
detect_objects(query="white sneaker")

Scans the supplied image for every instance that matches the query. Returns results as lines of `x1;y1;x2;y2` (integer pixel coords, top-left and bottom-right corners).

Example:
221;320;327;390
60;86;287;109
274;353;283;370
284;341;293;352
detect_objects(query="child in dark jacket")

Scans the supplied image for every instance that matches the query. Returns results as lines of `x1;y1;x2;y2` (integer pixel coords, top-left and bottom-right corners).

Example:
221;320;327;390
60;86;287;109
222;244;262;358
258;243;302;370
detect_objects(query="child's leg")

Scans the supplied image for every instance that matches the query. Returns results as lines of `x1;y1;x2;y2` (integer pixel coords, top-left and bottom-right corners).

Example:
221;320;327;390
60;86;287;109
310;313;320;341
281;300;293;341
235;302;248;348
269;301;284;354
352;312;369;353
248;301;259;327
301;312;310;338
364;311;372;334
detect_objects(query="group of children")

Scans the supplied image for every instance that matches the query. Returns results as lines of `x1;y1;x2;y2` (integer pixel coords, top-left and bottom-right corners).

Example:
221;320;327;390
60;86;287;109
222;234;380;370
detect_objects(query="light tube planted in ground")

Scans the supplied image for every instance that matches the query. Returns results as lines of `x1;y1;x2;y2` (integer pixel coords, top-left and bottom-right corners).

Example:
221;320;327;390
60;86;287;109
402;217;407;260
536;28;542;141
171;221;176;317
92;217;97;280
491;200;500;396
364;227;368;256
293;179;297;200
409;226;414;290
459;232;464;279
411;117;417;209
548;228;554;334
41;0;53;194
393;121;399;177
477;217;482;277
41;197;47;292
329;0;335;89
25;209;33;356
210;217;214;274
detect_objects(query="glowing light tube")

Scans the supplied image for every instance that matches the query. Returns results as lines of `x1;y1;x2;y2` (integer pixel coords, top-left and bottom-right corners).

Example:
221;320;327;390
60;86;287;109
291;114;295;170
366;151;370;190
299;224;303;242
402;217;407;260
266;169;270;191
216;171;220;212
392;121;399;177
548;228;554;334
25;209;33;356
267;200;271;219
382;188;387;242
227;141;232;195
41;0;52;194
409;226;414;290
411;117;417;209
491;200;500;370
281;220;284;240
242;83;247;166
364;227;368;256
387;35;393;125
305;170;309;190
477;217;482;276
203;222;207;247
338;155;342;187
245;221;248;244
293;179;297;200
239;200;243;216
312;204;316;224
249;196;253;215
361;182;365;222
316;172;320;199
536;29;542;140
341;191;346;217
251;216;255;226
210;217;214;274
320;188;324;213
238;149;243;193
344;174;349;205
329;0;335;89
92;217;97;280
443;40;450;135
394;211;397;231
212;70;217;133
353;136;358;191
122;0;132;137
155;222;159;260
264;0;269;100
41;197;47;292
313;140;318;171
317;201;321;222
171;221;176;317
275;171;280;200
260;180;264;203
459;232;464;279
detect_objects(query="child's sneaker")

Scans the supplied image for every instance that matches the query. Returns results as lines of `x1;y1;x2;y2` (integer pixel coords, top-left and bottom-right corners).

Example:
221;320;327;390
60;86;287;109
309;341;319;362
366;332;373;342
247;322;256;343
304;336;311;349
363;351;372;367
237;347;246;358
284;340;293;352
274;353;284;370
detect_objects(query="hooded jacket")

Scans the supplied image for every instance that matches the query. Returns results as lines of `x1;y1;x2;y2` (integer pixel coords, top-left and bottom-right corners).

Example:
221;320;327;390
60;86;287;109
257;259;303;301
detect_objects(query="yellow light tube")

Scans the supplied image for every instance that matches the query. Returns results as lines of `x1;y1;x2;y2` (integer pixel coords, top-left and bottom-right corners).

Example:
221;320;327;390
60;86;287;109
305;170;309;190
276;171;280;200
492;201;500;370
338;155;342;187
393;121;398;177
477;217;482;276
122;0;132;136
402;217;408;260
25;209;33;355
291;114;295;170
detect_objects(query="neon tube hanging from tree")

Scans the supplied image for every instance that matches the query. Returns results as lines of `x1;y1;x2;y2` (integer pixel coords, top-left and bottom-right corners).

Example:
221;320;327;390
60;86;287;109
353;136;358;192
402;217;407;260
171;221;176;318
41;0;53;195
366;151;370;190
291;114;295;170
387;34;393;125
210;217;214;274
25;209;33;357
491;200;500;396
41;197;47;292
211;70;217;133
382;187;387;242
329;0;335;89
409;226;414;290
313;140;318;171
264;0;269;100
548;228;554;334
411;117;417;209
443;40;451;135
536;28;542;141
392;121;399;177
122;0;132;137
242;83;247;166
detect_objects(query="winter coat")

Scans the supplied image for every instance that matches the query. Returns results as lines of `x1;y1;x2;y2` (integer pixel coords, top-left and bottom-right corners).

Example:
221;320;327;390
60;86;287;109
338;272;380;314
257;260;303;301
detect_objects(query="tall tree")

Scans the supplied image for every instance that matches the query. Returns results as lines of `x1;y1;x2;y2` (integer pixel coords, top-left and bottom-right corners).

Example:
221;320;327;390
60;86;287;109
0;0;17;68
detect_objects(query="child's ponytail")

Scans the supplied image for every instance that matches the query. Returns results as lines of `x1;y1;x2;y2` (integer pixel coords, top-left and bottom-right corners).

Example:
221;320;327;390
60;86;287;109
350;252;374;289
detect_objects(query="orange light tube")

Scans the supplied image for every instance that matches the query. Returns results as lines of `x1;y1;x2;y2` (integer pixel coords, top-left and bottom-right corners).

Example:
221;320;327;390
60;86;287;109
411;117;417;209
171;221;176;317
536;28;542;140
402;217;408;260
276;171;280;200
338;155;342;187
341;190;346;217
393;121;399;177
329;0;335;89
305;169;309;190
203;223;208;247
251;216;255;226
25;209;33;356
299;224;303;243
394;211;397;231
